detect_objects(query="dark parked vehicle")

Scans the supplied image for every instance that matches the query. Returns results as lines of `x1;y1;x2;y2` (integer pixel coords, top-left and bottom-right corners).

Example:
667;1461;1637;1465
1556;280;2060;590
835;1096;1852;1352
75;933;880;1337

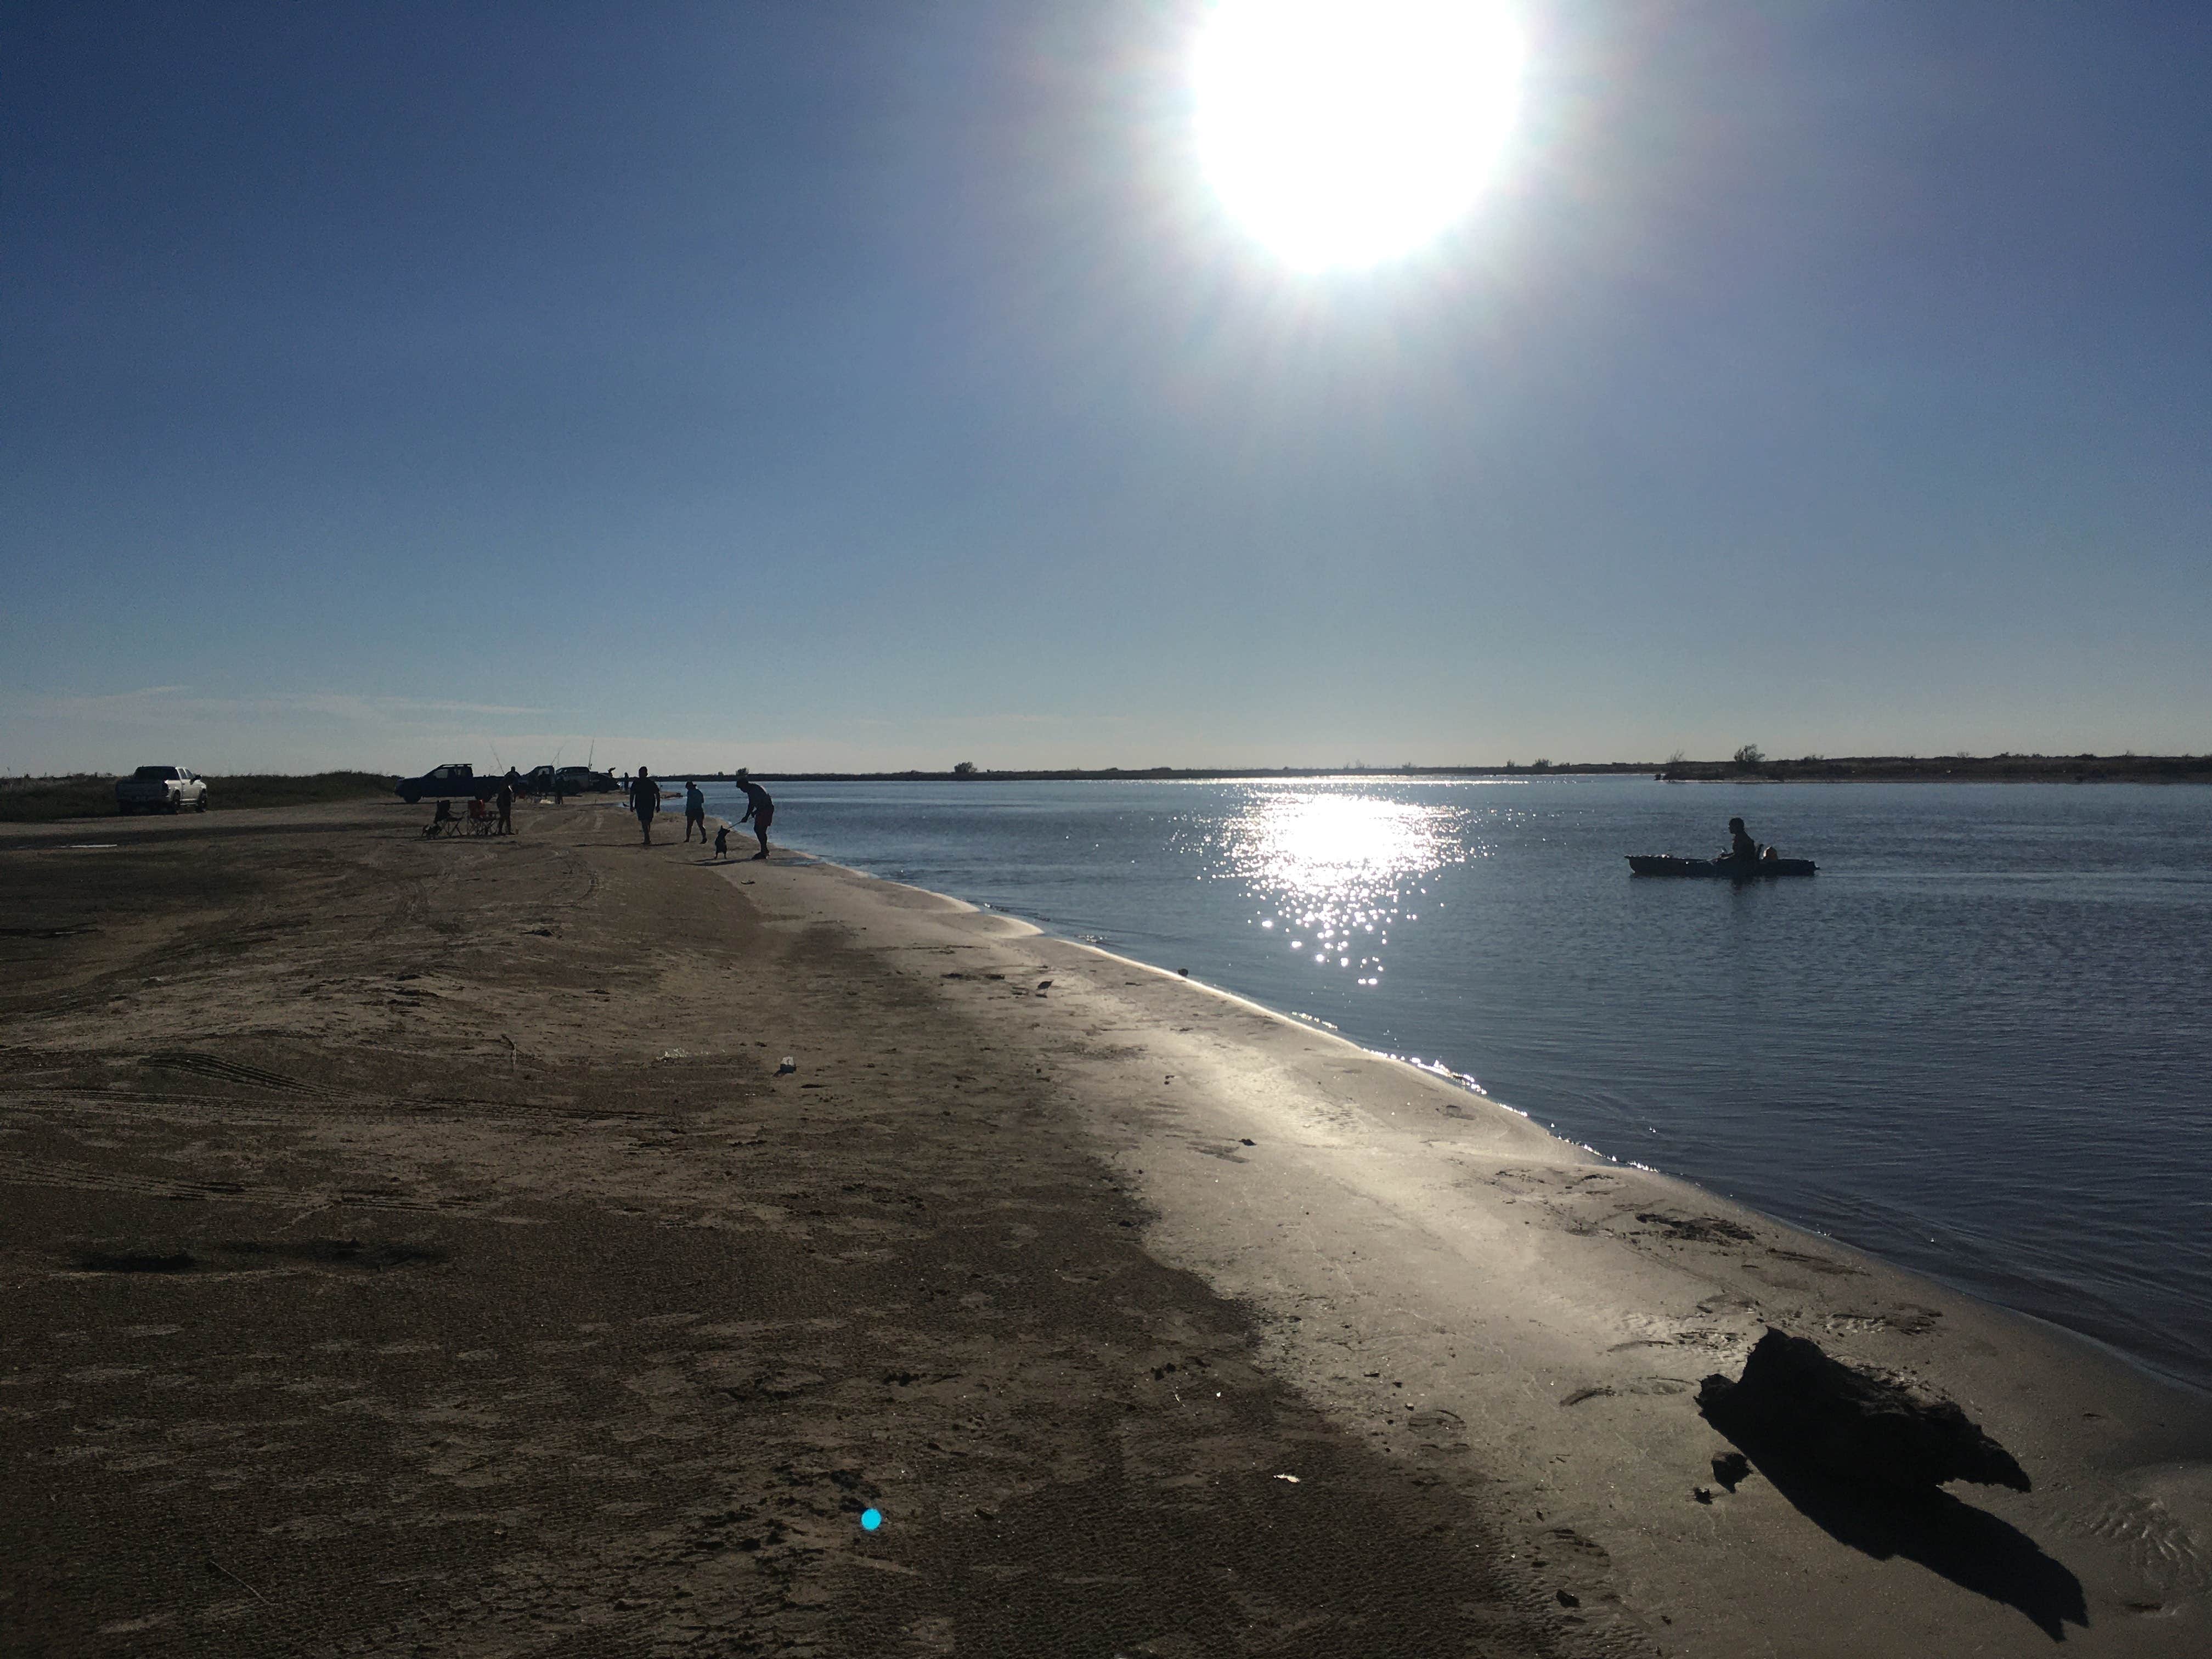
395;763;499;805
518;765;614;795
116;765;208;814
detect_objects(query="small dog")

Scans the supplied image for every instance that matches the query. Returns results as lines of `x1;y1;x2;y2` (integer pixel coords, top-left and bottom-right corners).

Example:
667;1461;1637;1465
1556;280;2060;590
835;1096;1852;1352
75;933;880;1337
713;824;730;862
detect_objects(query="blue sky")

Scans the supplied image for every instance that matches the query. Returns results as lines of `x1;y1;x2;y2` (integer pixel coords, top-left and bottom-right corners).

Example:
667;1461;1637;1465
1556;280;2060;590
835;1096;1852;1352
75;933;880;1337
5;1;2208;775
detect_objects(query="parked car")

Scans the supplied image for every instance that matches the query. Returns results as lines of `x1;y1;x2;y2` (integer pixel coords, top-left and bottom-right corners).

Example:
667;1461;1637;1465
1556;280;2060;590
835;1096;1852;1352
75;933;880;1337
116;765;209;814
557;765;615;794
394;763;499;805
516;765;614;796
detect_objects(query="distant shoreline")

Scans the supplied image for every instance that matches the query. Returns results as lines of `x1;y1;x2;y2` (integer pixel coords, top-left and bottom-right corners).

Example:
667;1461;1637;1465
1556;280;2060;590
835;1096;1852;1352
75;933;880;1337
1648;753;2210;785
681;754;2211;786
7;752;2206;822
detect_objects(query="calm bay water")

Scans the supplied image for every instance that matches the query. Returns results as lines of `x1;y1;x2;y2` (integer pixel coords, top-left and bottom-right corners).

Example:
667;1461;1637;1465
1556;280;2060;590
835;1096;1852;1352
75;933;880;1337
702;776;2212;1392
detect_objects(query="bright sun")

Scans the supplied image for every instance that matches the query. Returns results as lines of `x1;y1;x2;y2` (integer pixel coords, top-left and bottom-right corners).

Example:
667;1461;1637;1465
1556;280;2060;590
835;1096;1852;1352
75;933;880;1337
1193;0;1525;272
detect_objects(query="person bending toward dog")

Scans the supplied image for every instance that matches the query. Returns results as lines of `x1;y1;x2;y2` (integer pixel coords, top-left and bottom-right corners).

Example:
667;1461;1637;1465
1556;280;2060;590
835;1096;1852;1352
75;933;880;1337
733;769;774;860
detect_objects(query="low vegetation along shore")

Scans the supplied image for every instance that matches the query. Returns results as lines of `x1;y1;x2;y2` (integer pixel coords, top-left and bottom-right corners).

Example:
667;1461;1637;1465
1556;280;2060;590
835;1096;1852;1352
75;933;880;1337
1652;751;2211;785
385;754;2209;787
0;772;394;823
915;752;2204;785
7;753;2202;824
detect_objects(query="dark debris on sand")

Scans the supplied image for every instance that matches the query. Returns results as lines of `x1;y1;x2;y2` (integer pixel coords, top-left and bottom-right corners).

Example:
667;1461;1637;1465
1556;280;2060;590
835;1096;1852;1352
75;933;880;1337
1699;1327;2030;1493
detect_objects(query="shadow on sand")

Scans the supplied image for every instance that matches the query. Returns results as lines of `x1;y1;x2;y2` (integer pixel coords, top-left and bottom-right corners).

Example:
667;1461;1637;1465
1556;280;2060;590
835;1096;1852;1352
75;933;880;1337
1716;1425;2089;1641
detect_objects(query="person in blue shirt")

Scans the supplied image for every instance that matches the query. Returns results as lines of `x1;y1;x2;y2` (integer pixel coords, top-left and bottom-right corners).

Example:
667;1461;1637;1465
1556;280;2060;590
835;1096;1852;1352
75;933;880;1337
684;780;708;843
734;769;774;860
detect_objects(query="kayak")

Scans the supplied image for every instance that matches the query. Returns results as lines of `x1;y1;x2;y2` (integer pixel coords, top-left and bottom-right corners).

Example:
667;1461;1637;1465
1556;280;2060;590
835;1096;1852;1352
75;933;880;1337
1628;855;1816;878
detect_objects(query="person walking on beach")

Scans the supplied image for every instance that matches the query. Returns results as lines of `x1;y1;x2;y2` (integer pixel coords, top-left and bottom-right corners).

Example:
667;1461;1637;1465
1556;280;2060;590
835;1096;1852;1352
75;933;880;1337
495;778;515;836
733;769;774;860
684;780;708;843
634;768;660;846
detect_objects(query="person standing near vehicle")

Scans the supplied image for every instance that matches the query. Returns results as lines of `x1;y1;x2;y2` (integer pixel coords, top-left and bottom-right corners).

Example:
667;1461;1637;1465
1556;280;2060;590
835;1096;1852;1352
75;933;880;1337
495;778;515;836
734;768;774;860
634;767;661;845
684;780;708;843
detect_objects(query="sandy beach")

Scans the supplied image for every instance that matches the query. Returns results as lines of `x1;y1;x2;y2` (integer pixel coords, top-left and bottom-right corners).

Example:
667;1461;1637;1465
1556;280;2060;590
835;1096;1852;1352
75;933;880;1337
3;798;2205;1657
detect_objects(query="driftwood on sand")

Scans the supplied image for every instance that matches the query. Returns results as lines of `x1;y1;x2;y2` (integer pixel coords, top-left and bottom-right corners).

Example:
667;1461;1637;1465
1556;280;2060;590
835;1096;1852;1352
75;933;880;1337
1699;1328;2031;1493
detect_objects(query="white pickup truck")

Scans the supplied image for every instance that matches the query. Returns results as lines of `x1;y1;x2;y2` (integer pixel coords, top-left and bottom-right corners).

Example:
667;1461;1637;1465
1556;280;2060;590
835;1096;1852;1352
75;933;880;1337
116;765;210;814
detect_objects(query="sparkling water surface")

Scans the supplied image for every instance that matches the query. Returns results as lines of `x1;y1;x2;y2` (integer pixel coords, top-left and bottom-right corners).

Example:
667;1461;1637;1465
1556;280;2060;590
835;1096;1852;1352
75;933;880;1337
703;776;2212;1392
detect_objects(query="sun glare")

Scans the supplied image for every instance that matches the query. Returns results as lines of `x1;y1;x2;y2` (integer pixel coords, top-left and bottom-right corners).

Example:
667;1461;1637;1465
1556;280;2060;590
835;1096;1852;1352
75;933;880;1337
1193;0;1524;271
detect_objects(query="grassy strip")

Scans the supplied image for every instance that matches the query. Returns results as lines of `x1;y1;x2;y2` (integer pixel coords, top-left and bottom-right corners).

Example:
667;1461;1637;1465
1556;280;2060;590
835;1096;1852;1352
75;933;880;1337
206;772;398;810
1656;754;2212;785
0;771;396;823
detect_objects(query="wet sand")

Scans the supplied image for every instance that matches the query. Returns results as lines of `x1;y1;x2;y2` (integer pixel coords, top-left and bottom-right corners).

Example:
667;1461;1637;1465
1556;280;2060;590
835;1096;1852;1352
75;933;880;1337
2;799;2205;1656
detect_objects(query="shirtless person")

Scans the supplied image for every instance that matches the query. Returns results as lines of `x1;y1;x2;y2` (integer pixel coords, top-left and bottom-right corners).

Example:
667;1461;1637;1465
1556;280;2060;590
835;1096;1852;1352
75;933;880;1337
733;769;774;860
633;768;661;846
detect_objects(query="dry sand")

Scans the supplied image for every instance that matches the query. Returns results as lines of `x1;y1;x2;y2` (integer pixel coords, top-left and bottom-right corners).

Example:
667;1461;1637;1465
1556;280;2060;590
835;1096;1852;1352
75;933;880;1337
2;799;2205;1657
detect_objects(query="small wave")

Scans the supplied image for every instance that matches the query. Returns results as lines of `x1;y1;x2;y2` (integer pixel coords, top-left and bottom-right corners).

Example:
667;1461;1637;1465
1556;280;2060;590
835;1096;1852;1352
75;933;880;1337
1372;1051;1488;1096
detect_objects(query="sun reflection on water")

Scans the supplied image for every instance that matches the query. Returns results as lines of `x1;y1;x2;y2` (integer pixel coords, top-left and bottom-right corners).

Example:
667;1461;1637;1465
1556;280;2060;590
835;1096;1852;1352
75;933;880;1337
1214;790;1470;986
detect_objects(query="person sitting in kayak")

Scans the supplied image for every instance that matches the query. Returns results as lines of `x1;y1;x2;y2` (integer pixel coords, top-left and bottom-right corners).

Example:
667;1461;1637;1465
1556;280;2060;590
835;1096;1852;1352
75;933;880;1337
1727;817;1760;864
